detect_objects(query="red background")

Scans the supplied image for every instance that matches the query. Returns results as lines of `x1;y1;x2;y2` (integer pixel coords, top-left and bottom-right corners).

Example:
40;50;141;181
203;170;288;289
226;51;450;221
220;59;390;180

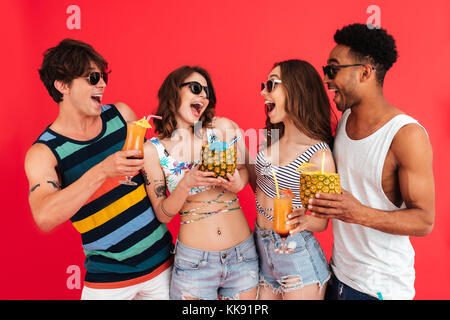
2;0;449;299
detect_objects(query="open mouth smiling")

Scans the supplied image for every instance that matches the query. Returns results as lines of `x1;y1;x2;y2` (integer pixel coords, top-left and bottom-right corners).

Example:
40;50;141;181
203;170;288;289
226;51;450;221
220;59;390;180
191;101;204;117
265;100;275;116
91;94;102;105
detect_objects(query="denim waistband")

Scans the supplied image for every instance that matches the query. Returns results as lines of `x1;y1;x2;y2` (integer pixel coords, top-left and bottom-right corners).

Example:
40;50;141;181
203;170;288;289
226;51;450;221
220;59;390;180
254;222;314;245
174;234;255;264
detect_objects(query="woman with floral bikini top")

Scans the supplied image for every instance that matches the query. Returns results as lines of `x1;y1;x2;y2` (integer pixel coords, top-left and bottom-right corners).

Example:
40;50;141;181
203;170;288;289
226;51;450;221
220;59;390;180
142;65;258;300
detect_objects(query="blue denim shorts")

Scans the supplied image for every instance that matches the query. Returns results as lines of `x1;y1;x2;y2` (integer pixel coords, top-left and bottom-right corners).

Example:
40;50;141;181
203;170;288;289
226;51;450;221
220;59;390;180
170;235;259;300
254;223;330;293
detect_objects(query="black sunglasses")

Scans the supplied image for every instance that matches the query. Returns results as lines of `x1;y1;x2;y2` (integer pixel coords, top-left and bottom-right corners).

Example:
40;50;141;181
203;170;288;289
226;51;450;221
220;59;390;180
84;71;110;85
180;81;210;99
261;79;282;93
322;64;373;80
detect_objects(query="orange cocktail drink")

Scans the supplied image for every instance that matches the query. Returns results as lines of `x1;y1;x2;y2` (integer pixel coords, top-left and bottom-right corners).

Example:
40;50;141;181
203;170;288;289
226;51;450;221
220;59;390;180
273;194;294;254
273;196;293;237
122;122;147;158
119;118;151;185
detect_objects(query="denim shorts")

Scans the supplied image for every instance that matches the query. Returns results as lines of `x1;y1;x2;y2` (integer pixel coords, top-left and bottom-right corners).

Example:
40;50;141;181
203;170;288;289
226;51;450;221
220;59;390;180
170;235;259;300
254;223;330;293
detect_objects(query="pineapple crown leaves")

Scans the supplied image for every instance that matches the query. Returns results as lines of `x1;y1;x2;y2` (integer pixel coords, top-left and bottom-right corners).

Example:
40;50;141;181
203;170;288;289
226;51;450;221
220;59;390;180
296;162;317;172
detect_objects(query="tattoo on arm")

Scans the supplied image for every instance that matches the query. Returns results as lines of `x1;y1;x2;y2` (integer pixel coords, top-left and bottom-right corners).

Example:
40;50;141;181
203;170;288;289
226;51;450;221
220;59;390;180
141;170;151;186
29;184;41;195
47;180;62;190
154;181;167;198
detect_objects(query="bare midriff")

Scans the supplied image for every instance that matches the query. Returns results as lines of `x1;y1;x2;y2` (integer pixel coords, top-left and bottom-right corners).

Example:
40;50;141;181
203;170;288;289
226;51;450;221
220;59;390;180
178;188;251;251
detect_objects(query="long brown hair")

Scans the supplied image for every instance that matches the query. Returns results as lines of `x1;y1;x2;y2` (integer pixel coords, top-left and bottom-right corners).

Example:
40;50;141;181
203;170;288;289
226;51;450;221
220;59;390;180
265;59;335;147
153;66;216;139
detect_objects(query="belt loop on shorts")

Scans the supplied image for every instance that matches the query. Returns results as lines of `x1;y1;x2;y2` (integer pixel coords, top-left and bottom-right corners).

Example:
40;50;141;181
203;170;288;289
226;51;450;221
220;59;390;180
269;230;277;243
236;244;243;262
201;250;208;266
172;239;178;254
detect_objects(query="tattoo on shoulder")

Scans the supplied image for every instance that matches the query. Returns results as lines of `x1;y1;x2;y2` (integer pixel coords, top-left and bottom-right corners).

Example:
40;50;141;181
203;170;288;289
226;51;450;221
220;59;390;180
47;180;62;190
154;181;167;198
29;184;41;195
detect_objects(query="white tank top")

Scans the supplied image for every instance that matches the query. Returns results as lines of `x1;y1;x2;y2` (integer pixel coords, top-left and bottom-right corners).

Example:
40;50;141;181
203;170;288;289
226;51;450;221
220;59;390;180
331;109;425;300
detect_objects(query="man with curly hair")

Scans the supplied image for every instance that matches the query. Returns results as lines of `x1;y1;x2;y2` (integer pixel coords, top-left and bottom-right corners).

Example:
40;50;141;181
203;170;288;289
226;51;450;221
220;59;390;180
308;23;435;299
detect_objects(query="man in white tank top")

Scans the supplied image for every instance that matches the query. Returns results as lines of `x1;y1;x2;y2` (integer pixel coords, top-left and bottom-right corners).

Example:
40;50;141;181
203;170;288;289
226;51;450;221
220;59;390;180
308;24;435;300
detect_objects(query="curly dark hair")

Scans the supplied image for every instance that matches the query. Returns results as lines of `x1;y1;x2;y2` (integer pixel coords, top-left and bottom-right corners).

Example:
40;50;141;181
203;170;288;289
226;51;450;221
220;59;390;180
38;39;108;103
153;66;216;139
334;23;398;85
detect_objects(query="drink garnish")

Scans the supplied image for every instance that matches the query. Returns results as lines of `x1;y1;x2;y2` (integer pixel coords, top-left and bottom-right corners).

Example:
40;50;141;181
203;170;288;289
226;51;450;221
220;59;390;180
133;117;151;128
280;188;295;199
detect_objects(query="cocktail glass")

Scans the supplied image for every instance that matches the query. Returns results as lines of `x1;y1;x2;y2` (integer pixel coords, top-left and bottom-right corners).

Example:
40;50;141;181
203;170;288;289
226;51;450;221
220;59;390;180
119;121;147;185
273;195;294;254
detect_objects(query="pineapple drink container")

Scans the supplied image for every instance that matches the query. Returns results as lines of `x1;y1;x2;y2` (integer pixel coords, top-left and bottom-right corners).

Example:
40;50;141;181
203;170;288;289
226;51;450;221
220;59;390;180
299;171;341;208
298;154;341;209
200;142;237;179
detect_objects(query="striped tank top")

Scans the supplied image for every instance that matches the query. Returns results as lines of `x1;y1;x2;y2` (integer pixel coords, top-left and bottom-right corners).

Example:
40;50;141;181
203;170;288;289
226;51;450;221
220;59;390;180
255;142;330;214
34;104;173;288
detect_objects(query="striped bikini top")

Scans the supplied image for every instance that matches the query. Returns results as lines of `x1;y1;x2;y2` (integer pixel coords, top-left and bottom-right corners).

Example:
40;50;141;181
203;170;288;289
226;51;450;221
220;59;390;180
149;128;219;195
33;104;173;286
255;142;330;209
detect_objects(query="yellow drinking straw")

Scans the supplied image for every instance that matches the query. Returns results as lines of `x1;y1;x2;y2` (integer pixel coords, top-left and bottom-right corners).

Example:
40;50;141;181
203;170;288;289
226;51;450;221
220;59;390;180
321;151;325;174
271;168;280;199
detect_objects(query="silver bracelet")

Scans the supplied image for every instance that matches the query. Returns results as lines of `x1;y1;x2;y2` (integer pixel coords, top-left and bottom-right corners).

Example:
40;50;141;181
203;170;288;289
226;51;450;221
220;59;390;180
160;200;177;218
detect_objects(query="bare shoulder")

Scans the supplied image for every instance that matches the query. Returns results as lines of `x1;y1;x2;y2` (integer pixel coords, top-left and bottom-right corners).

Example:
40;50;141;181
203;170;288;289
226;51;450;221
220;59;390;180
143;140;165;181
25;143;59;187
213;116;240;130
309;147;336;173
143;139;162;164
392;123;431;162
114;102;138;122
212;116;241;141
25;143;56;170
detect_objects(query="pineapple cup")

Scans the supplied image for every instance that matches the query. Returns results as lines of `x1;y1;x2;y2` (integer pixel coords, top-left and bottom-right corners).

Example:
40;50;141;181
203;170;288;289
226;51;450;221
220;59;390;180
200;145;237;179
299;170;341;209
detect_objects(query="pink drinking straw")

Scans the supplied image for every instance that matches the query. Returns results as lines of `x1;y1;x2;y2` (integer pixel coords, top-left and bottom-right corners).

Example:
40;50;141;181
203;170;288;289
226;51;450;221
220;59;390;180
146;115;162;121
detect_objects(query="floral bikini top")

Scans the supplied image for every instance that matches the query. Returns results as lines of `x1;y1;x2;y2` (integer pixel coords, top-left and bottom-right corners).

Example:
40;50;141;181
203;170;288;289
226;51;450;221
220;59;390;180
149;128;241;225
149;128;219;195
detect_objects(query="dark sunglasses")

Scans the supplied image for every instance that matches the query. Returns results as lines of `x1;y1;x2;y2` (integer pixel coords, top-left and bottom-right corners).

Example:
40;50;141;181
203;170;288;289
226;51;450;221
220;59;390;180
180;81;210;99
261;79;282;93
322;64;371;80
84;71;110;85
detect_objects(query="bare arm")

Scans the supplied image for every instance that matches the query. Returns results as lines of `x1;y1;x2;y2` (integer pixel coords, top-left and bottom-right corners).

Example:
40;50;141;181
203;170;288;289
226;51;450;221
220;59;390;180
25;144;143;232
309;124;435;236
26;101;142;232
142;142;187;224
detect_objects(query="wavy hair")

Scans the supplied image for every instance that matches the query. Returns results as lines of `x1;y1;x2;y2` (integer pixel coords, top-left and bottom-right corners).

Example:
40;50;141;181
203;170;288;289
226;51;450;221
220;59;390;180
153;66;216;139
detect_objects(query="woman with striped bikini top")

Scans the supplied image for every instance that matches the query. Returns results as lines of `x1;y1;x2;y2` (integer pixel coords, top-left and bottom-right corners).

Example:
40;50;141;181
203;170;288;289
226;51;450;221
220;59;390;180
249;59;338;300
